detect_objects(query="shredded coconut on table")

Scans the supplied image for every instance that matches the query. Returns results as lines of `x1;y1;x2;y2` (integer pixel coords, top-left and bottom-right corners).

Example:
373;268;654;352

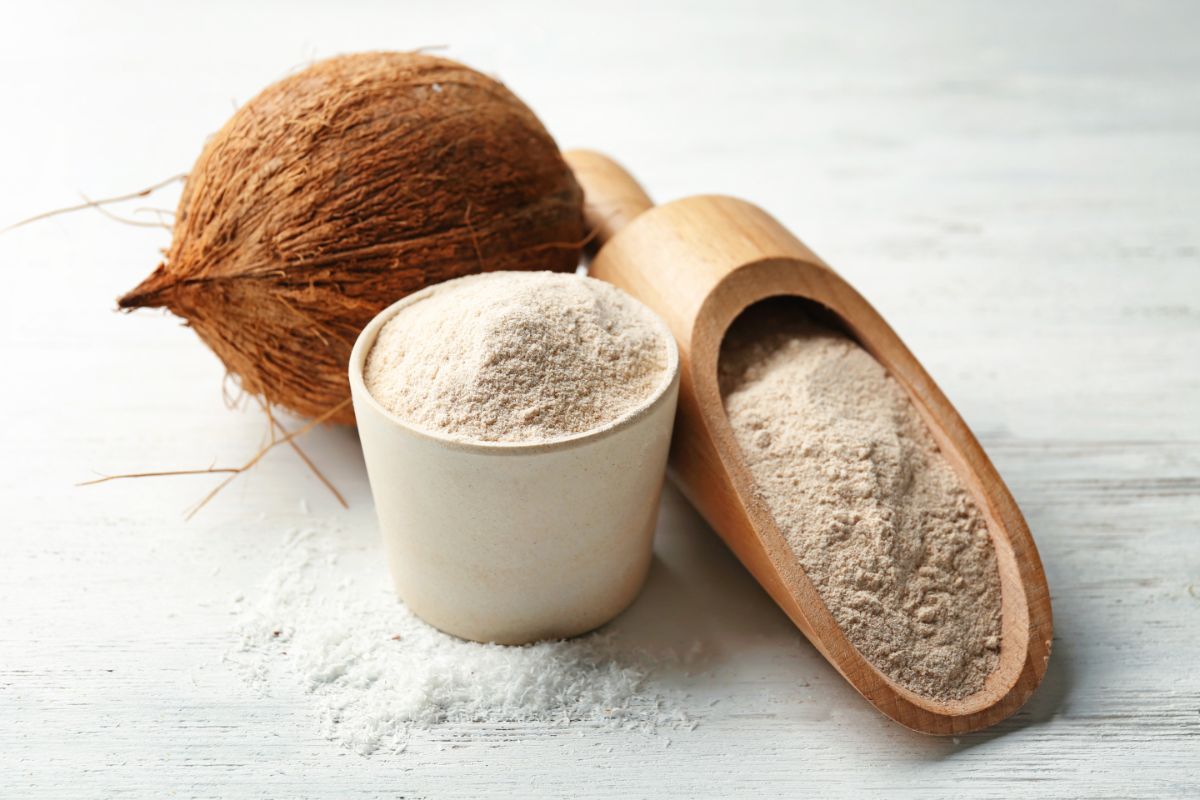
228;527;691;755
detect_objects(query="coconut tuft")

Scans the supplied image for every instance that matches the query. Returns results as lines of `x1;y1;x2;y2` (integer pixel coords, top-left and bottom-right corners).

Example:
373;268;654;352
119;52;583;424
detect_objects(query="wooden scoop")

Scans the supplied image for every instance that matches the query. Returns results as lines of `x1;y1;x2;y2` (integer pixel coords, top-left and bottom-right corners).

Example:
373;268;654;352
564;150;1052;735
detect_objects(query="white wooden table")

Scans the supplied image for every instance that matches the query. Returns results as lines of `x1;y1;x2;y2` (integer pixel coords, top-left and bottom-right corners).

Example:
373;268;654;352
3;1;1197;796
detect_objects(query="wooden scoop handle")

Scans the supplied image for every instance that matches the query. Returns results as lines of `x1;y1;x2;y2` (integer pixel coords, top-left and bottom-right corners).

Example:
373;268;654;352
564;150;653;251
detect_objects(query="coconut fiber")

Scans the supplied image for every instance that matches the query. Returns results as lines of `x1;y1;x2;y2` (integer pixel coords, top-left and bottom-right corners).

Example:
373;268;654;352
119;52;583;423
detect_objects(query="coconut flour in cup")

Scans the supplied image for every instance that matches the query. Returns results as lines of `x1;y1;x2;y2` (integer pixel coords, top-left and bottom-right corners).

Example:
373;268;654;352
719;300;1002;702
351;270;679;645
364;271;670;443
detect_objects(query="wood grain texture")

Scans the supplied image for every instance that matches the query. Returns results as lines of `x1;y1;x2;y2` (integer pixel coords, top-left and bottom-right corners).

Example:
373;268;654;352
571;151;1052;733
1;0;1197;797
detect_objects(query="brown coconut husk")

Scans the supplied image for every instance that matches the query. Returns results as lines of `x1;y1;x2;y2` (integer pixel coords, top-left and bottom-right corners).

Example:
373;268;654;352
119;52;583;424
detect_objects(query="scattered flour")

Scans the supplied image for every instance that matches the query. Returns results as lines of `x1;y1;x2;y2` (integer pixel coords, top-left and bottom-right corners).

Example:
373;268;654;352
363;271;670;443
719;300;1002;701
229;527;691;755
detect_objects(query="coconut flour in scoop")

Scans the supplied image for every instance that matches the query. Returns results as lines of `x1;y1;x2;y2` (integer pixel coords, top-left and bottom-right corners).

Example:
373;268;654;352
719;300;1002;702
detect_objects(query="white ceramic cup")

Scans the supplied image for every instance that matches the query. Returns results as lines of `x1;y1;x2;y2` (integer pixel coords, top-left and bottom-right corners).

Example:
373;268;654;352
348;283;680;645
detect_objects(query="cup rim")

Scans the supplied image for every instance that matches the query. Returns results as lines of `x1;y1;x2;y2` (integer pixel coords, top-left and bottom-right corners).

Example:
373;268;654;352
348;272;681;455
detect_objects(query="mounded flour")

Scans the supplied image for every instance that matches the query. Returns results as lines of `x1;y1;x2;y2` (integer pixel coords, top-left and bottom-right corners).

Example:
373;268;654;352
719;300;1002;701
230;527;691;755
364;271;670;443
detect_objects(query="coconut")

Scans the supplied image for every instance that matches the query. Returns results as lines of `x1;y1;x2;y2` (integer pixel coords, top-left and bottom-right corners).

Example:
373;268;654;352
119;52;583;424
